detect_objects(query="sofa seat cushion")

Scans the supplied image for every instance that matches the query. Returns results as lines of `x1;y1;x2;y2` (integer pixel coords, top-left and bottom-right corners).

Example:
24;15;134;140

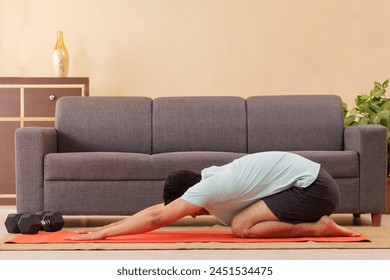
44;151;358;181
293;151;359;178
44;152;246;181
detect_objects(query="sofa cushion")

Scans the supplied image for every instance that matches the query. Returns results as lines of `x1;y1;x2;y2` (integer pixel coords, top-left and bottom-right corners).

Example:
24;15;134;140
55;97;152;153
247;95;345;152
44;151;358;181
292;151;359;178
44;152;246;181
45;152;153;181
152;97;247;154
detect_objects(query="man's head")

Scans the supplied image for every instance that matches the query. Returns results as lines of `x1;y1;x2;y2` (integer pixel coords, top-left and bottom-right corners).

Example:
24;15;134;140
163;170;201;205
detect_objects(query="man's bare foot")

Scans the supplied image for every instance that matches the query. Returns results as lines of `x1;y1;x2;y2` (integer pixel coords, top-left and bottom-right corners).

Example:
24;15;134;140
316;216;360;237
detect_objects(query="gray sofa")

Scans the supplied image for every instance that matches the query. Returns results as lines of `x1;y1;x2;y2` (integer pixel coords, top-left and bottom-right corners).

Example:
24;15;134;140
15;95;387;226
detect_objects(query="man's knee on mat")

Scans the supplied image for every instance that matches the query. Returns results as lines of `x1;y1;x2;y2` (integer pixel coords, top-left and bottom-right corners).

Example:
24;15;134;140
230;217;250;238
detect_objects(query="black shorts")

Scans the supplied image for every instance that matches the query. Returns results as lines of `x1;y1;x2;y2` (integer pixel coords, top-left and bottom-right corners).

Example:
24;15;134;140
263;167;340;224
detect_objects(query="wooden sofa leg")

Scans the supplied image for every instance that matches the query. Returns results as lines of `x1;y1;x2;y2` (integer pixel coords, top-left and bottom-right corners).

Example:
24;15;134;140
371;213;382;227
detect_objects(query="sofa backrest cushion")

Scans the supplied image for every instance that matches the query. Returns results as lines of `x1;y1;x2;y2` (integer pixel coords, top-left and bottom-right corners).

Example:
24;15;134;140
247;95;344;152
55;97;152;153
152;97;247;154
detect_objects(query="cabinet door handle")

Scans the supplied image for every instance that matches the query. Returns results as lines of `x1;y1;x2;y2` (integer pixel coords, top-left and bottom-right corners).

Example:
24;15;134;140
49;95;57;101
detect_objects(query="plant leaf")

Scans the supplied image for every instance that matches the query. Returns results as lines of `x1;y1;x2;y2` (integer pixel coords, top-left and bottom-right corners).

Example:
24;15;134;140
344;115;356;126
371;115;381;124
383;79;389;89
378;110;390;120
381;99;390;110
380;118;389;129
361;102;376;114
358;117;369;125
370;103;382;113
356;95;369;106
373;89;384;97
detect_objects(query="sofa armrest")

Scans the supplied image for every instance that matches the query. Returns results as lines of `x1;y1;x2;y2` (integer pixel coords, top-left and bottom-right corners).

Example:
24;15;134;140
15;127;58;213
344;125;387;213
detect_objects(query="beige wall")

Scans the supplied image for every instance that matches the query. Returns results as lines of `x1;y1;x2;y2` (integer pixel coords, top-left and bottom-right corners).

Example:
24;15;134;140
1;0;389;107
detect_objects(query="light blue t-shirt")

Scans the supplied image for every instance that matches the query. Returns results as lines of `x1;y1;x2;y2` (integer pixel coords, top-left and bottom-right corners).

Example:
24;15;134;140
180;152;320;225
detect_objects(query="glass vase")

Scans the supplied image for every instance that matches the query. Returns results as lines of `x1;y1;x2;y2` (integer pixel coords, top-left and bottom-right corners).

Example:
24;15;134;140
52;31;69;77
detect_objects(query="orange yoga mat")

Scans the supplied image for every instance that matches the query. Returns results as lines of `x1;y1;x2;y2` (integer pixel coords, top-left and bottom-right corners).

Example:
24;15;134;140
6;230;370;244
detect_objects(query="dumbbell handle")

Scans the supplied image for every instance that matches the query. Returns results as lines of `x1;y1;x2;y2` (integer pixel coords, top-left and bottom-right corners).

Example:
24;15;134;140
40;219;52;226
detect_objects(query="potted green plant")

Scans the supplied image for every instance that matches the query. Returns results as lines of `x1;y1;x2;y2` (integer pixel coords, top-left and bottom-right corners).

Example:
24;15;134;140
344;80;389;122
343;80;389;162
343;79;389;213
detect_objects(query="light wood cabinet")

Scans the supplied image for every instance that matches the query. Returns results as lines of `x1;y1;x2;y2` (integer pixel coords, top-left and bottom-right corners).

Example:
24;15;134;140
0;77;89;205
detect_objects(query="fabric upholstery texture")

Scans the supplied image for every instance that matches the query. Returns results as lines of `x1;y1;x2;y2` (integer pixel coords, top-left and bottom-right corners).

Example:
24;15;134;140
44;151;358;181
15;127;57;213
247;95;345;152
44;181;164;215
344;125;387;212
15;95;387;218
153;97;247;153
55;97;152;153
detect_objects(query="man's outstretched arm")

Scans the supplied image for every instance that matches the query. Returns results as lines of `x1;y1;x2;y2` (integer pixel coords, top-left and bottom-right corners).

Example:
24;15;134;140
65;199;202;240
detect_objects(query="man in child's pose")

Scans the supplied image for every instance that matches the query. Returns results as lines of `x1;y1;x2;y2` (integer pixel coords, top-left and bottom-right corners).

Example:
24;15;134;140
67;152;358;240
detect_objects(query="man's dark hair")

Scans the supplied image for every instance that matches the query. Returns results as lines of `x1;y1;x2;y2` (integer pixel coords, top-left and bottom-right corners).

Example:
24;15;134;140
163;170;201;205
